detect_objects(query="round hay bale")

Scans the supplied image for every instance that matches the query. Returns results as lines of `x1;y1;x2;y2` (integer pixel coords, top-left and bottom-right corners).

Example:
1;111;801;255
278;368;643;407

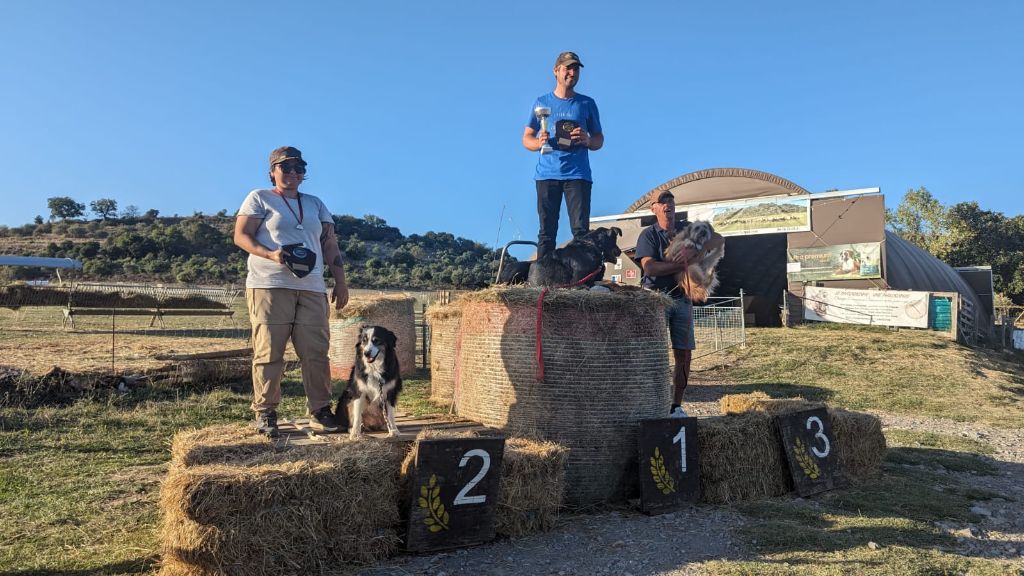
453;287;671;507
160;440;406;575
426;303;462;404
328;295;417;378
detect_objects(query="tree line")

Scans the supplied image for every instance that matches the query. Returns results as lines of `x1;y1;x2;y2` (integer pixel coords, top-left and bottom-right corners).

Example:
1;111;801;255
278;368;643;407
1;197;505;289
887;187;1024;304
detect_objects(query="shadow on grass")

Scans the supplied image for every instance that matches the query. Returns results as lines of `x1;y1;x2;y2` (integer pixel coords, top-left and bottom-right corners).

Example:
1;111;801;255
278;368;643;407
3;556;158;575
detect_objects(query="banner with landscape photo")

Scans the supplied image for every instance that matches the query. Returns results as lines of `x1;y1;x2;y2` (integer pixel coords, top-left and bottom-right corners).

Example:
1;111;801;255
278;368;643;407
690;197;810;236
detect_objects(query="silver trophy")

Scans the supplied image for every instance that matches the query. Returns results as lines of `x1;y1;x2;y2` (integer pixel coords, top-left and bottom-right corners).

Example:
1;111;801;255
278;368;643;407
534;106;553;154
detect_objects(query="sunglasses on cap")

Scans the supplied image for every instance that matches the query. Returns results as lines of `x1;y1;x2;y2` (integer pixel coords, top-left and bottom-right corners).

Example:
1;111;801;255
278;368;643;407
276;162;306;174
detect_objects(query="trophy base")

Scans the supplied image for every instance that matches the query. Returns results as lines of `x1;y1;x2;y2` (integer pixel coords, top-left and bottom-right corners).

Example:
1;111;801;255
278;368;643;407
540;145;553;154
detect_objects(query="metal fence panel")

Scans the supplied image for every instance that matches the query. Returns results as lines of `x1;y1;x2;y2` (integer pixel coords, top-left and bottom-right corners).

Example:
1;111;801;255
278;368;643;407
692;293;746;358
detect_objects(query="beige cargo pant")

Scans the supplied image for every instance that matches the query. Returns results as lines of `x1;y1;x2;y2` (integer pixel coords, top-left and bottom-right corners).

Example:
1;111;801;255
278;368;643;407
246;288;332;414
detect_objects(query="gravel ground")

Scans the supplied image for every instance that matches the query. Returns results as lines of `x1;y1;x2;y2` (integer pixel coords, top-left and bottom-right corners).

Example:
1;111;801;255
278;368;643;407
364;382;1024;575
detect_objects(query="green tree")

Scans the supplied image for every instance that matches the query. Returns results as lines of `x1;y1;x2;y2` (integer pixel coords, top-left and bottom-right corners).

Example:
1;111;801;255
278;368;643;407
47;196;85;221
90;198;119;220
886;187;947;253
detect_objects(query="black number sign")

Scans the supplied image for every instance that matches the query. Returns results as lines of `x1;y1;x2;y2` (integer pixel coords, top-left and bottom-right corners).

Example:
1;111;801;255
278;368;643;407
777;408;839;497
405;436;505;552
638;418;700;514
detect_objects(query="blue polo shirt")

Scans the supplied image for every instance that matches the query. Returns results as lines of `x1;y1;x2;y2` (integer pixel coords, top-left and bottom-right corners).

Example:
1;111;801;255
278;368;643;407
526;92;602;181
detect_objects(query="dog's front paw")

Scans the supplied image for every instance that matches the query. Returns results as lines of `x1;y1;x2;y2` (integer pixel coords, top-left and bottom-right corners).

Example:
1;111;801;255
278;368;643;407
349;430;361;440
387;428;400;438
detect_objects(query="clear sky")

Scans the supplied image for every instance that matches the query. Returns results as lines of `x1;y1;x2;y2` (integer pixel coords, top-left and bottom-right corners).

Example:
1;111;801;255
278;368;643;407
2;1;1021;250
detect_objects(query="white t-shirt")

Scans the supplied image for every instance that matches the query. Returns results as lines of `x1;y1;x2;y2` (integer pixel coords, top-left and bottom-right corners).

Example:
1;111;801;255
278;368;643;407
237;188;334;292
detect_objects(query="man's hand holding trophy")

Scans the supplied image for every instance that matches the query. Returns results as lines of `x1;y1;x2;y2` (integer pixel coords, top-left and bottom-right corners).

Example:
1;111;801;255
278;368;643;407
534;106;553;154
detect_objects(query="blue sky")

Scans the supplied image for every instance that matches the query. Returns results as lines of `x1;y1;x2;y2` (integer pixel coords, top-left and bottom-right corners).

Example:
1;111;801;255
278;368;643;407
2;1;1021;251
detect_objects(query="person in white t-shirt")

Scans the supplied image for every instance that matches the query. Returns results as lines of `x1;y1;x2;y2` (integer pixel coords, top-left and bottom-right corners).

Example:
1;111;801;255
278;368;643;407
233;146;349;437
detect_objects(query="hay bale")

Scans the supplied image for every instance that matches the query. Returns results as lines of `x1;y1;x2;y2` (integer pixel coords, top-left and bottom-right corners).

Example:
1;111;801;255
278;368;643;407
719;393;886;484
697;412;792;503
329;295;417;378
831;409;886;482
426;303;462;404
454;287;671;507
170;424;275;469
400;429;568;538
719;391;825;416
160;440;405;575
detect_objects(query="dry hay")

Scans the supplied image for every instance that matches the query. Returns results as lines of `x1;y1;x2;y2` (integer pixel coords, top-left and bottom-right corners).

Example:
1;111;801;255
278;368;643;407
400;428;568;538
453;286;671;507
328;295;416;378
0;365;124;408
719;393;887;483
426;302;462;404
697;412;792;503
160;431;407;575
169;424;276;469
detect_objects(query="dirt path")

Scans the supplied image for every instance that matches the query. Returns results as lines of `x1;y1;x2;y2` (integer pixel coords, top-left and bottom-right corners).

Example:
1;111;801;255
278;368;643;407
365;382;1024;575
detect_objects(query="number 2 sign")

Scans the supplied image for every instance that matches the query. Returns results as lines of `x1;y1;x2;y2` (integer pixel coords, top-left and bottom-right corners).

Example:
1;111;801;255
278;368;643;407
405;437;505;552
777;408;841;496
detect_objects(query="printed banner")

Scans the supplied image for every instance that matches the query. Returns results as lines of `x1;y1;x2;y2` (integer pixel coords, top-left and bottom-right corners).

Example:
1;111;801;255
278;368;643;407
787;243;882;282
689;197;810;236
804;286;930;328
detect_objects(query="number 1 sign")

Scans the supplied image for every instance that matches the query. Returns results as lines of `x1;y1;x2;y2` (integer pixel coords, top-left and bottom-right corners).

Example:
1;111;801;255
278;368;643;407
405;436;506;552
638;418;701;514
777;408;840;497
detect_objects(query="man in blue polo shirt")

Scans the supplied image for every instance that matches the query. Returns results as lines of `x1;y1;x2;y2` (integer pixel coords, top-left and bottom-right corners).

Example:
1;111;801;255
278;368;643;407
522;51;604;259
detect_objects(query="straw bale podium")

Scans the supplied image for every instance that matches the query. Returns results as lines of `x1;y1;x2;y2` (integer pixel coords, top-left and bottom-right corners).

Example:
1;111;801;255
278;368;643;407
451;287;672;507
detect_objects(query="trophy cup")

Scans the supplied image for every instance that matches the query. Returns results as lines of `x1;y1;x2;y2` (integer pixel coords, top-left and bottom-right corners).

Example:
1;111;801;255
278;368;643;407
534;106;553;154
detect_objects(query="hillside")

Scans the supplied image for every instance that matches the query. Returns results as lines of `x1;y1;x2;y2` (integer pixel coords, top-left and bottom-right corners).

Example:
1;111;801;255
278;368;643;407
0;213;503;289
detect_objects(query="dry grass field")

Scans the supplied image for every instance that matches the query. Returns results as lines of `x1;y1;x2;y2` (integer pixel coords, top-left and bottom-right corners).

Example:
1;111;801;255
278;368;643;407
1;315;1022;575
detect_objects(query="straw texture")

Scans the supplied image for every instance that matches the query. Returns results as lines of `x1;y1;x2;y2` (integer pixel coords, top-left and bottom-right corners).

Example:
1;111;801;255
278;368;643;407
454;287;671;507
328;295;416;378
426;303;462;404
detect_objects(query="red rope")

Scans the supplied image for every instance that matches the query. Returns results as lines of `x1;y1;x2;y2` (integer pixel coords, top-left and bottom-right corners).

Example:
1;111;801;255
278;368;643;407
535;266;604;381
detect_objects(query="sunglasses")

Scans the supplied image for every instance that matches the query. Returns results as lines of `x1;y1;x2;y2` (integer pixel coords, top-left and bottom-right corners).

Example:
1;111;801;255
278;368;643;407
276;162;306;174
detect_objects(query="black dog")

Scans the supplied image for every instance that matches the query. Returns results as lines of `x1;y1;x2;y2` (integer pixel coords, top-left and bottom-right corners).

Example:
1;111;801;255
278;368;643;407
334;326;403;438
527;227;622;288
496;260;532;285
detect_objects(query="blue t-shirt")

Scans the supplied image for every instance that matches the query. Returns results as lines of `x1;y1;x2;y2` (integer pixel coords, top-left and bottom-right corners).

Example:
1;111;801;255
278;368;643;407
526;92;602;181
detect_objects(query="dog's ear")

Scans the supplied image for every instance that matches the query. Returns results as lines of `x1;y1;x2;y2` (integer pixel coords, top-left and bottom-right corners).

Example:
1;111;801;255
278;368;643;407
611;226;622;237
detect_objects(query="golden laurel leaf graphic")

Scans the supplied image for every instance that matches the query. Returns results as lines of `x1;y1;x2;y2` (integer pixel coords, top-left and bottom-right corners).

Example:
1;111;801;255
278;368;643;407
792;437;820;480
418;473;450;531
649;446;676;495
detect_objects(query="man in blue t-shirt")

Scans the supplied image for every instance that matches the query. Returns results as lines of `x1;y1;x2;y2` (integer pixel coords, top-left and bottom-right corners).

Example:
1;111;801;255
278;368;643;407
634;190;724;417
522;51;604;259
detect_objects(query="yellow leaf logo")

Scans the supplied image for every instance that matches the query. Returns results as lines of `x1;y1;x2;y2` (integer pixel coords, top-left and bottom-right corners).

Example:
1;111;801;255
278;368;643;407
650;447;676;495
793;437;820;480
418;473;449;531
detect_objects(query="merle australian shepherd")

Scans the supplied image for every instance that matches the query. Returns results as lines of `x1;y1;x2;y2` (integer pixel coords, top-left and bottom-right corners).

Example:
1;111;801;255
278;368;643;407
334;326;402;438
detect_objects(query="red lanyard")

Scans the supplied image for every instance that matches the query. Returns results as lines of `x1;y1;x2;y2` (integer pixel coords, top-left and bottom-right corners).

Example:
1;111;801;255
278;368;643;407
275;190;304;229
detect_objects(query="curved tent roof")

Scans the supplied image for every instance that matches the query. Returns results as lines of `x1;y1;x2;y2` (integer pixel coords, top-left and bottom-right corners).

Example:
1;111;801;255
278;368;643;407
626;167;810;214
884;231;993;335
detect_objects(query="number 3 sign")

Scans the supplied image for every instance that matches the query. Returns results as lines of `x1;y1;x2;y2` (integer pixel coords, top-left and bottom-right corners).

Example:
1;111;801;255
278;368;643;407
405;436;505;552
777;408;841;496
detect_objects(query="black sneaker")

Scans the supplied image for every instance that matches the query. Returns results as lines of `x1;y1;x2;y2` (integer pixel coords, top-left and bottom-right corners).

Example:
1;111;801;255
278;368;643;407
255;410;279;438
310;405;341;432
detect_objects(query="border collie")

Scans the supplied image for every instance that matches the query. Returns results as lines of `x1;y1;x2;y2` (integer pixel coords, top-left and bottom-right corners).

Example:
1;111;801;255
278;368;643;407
335;326;402;438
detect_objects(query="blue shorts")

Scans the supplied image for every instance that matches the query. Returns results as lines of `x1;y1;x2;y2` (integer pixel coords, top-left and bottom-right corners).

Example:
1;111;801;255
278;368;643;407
666;297;695;351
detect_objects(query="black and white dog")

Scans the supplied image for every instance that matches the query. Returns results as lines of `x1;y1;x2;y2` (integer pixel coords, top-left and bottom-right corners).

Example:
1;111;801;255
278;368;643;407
334;326;402;438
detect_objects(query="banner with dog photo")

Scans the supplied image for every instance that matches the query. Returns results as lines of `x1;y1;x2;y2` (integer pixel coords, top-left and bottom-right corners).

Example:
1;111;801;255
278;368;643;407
786;242;882;282
688;197;810;237
804;286;930;328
